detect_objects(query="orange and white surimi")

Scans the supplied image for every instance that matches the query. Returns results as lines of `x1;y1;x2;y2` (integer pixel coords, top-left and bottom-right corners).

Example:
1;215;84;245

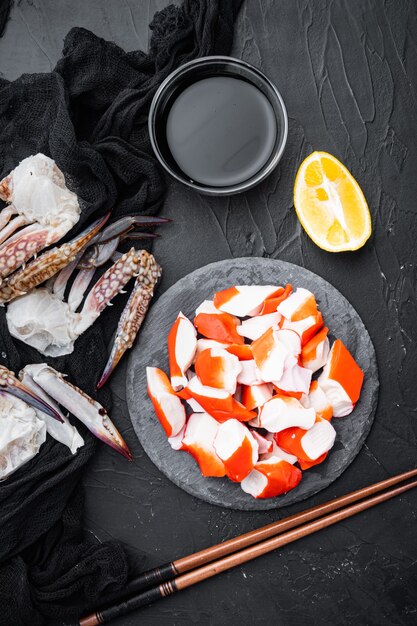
258;395;316;433
213;419;258;482
241;457;302;499
214;285;283;317
318;339;363;417
168;312;197;391
146;367;186;437
194;347;241;394
182;412;225;477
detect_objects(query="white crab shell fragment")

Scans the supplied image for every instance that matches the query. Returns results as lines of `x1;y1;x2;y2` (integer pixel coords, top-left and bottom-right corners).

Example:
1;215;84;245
20;365;84;454
258;395;316;433
213;419;258;482
168;312;197;391
0;391;46;481
237;312;281;341
214;285;282;317
6;288;79;357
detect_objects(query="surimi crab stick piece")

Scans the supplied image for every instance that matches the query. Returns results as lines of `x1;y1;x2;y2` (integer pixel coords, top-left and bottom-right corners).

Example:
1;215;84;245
168;425;186;450
196;338;230;356
194;348;242;395
236;360;263;386
250;327;288;383
186;376;256;423
301;327;330;372
241;457;302;499
318;339;364;417
277;287;318;321
258;284;293;315
275;417;336;467
273;363;312;396
237;312;281;341
168;312;197;391
195;300;221;315
226;344;253;360
213;419;259;482
242;382;273;410
250;429;273;454
281;312;324;346
262;438;298;465
182;412;225;477
146;367;186;437
302;380;333;421
214;285;283;317
194;311;243;345
258;395;316;433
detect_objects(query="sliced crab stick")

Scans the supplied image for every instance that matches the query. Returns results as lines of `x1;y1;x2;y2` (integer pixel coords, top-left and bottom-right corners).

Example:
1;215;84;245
273;363;312;396
276;328;302;356
241;382;273;410
258;395;316;433
301;327;330;372
275;417;336;466
186;375;256;423
196;338;230;356
168;312;197;391
194;311;243;345
194;348;242;395
182;412;225;477
186;397;205;413
213;419;258;482
236;360;263;386
262;438;298;465
226;344;253;360
237;312;281;341
318;339;364;417
250;327;289;383
168;425;186;451
195;300;221;315
241;457;302;499
281;312;324;346
214;285;283;317
258;284;293;315
277;287;318;321
146;367;186;437
302;380;333;421
249;429;273;454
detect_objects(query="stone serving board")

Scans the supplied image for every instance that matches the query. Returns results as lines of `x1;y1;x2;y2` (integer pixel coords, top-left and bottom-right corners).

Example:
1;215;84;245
126;258;379;511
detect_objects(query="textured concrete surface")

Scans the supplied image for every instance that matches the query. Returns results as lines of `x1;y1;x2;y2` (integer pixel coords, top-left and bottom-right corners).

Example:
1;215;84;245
1;1;417;625
128;257;378;510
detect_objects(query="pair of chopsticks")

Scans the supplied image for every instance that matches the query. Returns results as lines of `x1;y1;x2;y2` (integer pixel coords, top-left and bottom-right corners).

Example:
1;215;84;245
78;468;417;626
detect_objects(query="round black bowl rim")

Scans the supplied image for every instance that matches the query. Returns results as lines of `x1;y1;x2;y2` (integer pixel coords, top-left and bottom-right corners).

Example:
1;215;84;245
148;55;289;196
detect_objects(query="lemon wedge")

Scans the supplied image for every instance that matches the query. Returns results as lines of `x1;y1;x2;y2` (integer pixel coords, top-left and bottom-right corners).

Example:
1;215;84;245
294;151;372;252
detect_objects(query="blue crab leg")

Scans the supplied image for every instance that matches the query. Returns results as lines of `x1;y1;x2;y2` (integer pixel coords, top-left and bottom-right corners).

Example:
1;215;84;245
0;365;63;421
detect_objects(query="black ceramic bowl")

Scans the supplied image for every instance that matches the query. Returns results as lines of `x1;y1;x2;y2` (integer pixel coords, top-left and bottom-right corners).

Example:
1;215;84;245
148;56;288;196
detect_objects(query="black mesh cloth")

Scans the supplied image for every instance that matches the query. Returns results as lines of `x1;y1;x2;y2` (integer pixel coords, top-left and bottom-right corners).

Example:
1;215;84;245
0;1;243;624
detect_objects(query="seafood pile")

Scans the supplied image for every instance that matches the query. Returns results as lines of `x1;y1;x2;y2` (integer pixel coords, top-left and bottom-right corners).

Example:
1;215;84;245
0;154;165;386
0;363;131;480
147;284;364;499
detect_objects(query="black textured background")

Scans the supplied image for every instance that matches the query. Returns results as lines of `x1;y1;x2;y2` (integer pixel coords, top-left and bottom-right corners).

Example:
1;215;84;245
1;1;417;625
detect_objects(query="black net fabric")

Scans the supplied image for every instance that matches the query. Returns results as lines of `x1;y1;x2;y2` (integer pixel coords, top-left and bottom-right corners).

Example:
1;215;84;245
0;1;243;624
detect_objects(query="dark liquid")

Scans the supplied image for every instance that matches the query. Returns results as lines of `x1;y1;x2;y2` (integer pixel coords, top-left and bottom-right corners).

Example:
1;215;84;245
166;76;277;187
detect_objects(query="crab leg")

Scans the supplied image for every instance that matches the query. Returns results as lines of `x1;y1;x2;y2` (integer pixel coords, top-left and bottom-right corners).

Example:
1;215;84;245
68;268;96;311
52;251;85;299
0;215;27;245
96;215;171;244
0;213;110;304
0;365;63;421
77;238;120;270
27;364;132;460
0;206;14;230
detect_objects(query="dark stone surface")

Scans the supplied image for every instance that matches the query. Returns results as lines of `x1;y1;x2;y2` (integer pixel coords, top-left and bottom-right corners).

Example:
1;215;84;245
128;257;378;510
1;1;417;625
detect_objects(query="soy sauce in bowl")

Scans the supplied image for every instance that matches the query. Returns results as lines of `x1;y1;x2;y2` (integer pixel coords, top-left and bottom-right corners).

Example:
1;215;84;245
149;56;288;196
166;76;277;188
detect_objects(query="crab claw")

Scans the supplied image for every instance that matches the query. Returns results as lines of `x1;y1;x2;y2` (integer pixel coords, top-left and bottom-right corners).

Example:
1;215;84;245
97;215;171;244
0;365;63;422
27;364;132;460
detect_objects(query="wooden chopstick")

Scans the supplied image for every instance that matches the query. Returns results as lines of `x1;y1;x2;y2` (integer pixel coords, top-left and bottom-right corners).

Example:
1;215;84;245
78;469;417;626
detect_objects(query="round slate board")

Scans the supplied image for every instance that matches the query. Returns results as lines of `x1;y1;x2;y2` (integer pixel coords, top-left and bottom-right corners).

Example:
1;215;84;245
126;258;379;511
